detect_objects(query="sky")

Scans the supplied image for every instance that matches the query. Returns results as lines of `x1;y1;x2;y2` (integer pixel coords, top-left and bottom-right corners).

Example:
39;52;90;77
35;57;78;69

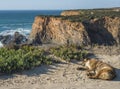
0;0;120;10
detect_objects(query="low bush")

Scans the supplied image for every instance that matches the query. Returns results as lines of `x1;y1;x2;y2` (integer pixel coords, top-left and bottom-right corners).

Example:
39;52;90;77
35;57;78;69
0;45;88;74
49;45;87;61
0;46;52;73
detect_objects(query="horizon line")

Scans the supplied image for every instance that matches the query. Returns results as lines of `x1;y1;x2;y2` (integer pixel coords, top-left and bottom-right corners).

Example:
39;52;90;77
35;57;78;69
0;6;119;11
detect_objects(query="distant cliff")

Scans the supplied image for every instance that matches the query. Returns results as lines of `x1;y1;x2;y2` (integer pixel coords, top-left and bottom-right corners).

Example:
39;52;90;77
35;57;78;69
61;8;120;16
61;10;81;16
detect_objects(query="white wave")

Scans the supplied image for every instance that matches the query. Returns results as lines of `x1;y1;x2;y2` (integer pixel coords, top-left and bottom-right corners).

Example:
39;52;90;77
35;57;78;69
0;28;31;37
0;41;3;48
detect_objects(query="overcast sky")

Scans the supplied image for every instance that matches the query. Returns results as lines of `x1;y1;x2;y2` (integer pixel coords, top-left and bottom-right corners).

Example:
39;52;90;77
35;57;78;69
0;0;120;10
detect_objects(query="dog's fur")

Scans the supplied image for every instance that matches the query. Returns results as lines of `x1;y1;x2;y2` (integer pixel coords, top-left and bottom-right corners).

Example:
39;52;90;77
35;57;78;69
79;58;116;80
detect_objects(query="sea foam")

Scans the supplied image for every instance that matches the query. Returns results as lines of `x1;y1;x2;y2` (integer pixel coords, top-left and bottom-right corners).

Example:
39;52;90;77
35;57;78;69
0;28;31;37
0;41;3;48
0;28;31;47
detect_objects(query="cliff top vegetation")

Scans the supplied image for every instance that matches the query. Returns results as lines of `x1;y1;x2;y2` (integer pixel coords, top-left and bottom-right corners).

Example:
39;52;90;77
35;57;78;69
37;9;120;22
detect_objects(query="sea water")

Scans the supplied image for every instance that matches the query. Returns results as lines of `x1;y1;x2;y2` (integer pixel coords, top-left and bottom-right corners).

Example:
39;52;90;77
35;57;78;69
0;10;62;47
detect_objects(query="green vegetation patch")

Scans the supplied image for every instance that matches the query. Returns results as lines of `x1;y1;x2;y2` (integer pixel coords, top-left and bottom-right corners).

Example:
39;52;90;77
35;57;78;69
0;46;52;73
49;46;87;61
62;10;120;22
0;45;88;74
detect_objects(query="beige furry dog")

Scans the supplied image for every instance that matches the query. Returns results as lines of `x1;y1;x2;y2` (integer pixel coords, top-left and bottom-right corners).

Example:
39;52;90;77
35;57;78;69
78;58;116;80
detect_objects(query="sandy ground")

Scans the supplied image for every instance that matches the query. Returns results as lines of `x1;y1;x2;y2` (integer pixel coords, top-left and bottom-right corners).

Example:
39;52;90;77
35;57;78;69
0;54;120;89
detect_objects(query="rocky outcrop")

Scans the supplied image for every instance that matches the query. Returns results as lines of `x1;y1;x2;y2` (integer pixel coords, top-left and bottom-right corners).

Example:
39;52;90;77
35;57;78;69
83;16;120;45
30;16;90;46
0;32;32;49
0;32;28;45
30;16;120;46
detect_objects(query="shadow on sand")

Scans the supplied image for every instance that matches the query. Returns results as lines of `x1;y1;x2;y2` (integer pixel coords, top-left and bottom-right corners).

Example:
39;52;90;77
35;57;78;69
0;62;67;80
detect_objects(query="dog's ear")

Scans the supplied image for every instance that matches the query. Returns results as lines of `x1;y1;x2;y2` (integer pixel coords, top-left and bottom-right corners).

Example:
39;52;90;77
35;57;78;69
84;58;88;61
84;58;90;61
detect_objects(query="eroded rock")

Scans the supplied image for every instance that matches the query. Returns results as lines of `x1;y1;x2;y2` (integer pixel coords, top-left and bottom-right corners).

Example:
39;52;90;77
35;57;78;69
83;16;120;45
30;16;90;46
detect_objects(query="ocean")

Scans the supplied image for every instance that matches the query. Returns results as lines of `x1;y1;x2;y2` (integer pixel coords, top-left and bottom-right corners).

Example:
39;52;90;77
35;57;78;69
0;10;62;47
0;10;62;35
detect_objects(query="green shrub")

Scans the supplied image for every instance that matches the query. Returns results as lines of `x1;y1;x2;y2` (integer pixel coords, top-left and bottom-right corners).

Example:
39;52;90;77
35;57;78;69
0;45;88;74
0;46;52;73
49;45;87;61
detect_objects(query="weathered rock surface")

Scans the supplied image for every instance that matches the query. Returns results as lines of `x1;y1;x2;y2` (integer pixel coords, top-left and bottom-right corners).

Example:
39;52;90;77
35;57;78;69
30;16;90;46
30;16;120;46
83;16;120;45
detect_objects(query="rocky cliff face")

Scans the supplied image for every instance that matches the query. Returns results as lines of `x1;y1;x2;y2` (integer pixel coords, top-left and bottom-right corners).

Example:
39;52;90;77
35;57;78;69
30;16;120;46
84;16;120;45
30;16;90;46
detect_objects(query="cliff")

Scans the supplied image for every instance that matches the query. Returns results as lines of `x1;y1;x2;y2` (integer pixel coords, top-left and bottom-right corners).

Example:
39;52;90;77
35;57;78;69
29;16;90;46
30;16;120;46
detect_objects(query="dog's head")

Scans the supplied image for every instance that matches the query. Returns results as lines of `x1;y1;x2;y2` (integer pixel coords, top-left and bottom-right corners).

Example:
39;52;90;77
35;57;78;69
81;58;90;66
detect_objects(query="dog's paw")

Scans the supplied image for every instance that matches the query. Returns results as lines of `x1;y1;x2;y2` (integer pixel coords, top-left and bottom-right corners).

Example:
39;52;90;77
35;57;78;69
87;75;93;79
88;75;97;79
86;72;92;76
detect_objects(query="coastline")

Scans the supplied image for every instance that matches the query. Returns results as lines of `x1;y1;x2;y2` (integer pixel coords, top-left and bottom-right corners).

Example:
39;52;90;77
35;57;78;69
0;8;120;89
